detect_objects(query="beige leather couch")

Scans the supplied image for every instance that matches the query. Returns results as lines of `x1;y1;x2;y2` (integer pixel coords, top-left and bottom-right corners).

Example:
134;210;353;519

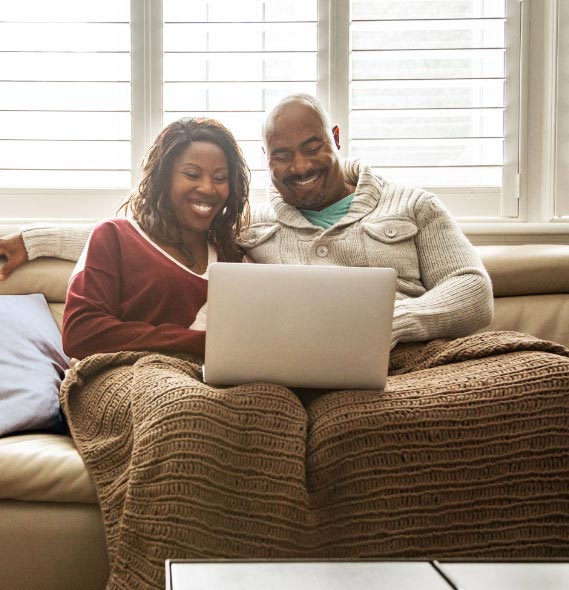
0;223;568;590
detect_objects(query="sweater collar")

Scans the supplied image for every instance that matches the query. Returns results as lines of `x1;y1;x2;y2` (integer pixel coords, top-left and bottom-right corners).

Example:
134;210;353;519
267;159;384;229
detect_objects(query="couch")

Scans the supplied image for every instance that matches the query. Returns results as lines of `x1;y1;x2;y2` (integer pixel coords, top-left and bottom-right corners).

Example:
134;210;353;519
0;221;568;590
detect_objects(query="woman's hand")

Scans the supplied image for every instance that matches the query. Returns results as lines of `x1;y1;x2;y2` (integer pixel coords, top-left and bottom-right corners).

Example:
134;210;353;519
0;233;28;281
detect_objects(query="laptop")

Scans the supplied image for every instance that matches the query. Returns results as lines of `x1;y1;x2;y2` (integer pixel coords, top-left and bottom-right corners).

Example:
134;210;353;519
203;263;397;389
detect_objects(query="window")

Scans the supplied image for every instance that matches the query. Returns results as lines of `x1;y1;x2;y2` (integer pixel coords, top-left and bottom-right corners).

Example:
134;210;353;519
0;0;567;234
0;0;130;218
348;0;519;218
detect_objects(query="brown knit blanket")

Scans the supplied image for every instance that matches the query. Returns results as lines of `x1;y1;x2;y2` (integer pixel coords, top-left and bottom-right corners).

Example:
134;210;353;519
60;331;569;589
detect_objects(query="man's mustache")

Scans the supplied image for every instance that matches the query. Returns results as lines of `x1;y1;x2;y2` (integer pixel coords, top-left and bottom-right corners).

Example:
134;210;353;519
283;169;325;184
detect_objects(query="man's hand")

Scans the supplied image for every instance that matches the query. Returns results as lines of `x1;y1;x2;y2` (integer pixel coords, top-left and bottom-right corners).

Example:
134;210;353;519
0;233;28;281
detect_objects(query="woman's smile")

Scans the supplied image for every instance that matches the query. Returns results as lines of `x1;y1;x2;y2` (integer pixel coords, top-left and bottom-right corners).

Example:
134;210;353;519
185;199;216;217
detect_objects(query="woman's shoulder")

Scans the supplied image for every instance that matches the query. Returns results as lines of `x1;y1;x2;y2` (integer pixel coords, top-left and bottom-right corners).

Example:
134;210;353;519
93;216;132;231
90;217;137;238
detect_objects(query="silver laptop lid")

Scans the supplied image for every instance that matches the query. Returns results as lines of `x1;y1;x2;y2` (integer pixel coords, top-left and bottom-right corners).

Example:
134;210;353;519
203;263;396;389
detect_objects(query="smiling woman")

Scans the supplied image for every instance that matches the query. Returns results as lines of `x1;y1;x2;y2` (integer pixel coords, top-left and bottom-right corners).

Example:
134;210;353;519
61;117;250;361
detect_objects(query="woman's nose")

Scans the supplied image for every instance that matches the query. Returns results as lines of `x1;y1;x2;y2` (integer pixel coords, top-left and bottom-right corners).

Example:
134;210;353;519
198;177;215;195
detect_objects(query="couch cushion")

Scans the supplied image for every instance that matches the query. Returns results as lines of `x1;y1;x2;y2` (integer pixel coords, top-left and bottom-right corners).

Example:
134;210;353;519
0;293;69;436
477;244;569;297
0;433;96;503
48;302;65;332
480;293;569;348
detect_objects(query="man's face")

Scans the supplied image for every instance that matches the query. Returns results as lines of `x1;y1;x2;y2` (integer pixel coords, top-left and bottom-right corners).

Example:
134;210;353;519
264;102;348;210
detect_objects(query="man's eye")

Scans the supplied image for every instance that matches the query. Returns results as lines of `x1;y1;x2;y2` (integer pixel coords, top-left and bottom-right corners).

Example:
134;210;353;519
308;144;323;153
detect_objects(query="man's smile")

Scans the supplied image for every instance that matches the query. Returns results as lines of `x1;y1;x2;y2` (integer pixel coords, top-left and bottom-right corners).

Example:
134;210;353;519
287;170;325;190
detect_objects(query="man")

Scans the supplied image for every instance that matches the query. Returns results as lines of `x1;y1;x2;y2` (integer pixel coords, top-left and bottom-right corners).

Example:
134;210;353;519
0;93;493;347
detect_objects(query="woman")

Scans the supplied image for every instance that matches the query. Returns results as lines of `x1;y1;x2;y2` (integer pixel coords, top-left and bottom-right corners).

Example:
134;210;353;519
62;117;250;360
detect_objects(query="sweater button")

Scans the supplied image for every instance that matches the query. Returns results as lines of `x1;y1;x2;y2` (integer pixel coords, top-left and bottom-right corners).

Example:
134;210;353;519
316;245;329;257
385;227;397;238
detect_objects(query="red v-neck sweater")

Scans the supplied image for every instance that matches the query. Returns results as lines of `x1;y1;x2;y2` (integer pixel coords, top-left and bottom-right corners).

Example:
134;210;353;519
62;218;210;360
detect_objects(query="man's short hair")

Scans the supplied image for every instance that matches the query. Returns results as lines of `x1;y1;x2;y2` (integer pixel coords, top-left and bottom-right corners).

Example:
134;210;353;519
262;93;333;146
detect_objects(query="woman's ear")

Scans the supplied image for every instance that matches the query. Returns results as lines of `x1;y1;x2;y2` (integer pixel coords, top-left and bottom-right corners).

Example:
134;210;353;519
332;125;340;150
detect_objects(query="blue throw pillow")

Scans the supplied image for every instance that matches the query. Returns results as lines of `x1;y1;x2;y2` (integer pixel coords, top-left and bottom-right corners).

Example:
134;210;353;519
0;293;69;436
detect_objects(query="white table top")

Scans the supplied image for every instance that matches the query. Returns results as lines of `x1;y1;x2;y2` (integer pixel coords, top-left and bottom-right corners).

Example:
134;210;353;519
436;562;569;590
166;561;451;590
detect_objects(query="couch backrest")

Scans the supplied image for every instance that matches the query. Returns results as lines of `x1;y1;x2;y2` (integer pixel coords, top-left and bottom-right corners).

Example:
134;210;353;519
476;244;569;297
0;256;74;331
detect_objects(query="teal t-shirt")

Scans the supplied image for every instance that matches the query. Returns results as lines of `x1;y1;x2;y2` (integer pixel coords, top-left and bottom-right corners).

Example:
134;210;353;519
300;193;355;229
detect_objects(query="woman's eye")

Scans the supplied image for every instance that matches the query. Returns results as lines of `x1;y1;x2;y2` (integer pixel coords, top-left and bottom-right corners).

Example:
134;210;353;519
185;173;199;180
214;177;228;183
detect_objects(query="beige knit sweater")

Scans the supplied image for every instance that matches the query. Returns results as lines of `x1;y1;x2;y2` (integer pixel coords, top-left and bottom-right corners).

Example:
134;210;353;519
21;159;493;346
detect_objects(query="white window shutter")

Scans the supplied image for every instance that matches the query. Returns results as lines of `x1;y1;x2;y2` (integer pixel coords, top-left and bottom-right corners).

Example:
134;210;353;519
348;0;521;218
0;1;131;192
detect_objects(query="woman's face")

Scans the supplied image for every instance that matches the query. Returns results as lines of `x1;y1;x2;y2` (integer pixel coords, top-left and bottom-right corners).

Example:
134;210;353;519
168;141;230;235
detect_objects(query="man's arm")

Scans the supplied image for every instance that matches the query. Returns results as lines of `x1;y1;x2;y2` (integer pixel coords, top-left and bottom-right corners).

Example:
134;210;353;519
391;194;494;347
22;223;94;261
0;223;94;281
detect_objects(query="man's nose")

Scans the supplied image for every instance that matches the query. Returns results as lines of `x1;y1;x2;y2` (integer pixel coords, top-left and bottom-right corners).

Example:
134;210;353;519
290;152;311;175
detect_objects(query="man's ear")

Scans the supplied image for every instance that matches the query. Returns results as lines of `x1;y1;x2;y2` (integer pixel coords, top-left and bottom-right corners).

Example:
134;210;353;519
332;125;340;150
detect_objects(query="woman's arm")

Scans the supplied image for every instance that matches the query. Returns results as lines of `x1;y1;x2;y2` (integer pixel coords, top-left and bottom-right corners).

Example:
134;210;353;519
63;222;205;360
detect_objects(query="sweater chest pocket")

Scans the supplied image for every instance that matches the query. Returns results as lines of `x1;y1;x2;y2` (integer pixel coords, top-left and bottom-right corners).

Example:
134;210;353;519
362;219;420;278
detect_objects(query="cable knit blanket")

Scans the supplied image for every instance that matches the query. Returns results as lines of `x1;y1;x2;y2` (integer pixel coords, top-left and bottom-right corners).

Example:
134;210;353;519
60;331;569;590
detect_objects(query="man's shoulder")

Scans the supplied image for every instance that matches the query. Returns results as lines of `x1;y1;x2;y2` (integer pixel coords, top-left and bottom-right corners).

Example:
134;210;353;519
382;177;434;201
344;159;436;213
240;202;280;245
370;175;440;219
248;201;278;225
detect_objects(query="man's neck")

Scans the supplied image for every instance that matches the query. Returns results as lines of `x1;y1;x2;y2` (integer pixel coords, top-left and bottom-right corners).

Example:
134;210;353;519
307;183;357;212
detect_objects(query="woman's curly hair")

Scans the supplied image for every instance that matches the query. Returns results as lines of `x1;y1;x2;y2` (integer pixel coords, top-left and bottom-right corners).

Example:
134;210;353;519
120;117;250;263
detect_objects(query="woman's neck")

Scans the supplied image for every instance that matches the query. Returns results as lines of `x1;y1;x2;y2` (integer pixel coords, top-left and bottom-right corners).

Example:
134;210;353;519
179;228;208;254
152;228;211;275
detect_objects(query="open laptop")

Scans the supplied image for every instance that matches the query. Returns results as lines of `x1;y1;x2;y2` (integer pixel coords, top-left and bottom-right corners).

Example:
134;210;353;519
203;263;397;389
